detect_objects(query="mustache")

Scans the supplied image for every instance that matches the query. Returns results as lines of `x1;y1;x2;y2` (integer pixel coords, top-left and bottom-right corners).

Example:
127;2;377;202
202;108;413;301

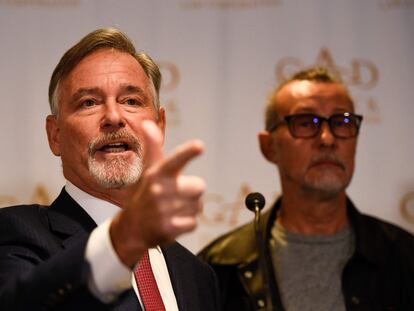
308;154;346;170
88;129;142;156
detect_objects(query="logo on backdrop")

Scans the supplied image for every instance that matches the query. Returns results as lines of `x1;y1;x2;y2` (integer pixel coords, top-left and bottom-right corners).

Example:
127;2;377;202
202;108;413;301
200;183;253;227
0;0;79;6
198;183;279;245
201;184;279;225
275;47;380;122
180;0;281;9
159;62;181;126
0;184;50;208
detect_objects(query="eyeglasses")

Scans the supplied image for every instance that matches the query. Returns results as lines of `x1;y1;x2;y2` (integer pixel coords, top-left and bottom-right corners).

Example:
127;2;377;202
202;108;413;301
268;112;363;139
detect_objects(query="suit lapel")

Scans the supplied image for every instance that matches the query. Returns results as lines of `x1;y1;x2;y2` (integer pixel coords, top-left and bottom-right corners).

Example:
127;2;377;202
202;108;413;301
162;243;200;311
44;188;141;310
47;188;97;247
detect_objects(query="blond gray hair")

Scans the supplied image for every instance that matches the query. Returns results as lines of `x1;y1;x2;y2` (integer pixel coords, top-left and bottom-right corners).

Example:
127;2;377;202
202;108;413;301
48;27;161;115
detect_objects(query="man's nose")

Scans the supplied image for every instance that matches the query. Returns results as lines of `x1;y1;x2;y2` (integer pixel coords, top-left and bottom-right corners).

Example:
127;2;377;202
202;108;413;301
101;102;125;130
318;121;336;145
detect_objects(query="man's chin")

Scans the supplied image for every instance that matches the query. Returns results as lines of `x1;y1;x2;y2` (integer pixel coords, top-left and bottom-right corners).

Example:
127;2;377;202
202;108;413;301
92;170;140;189
95;178;131;189
88;158;142;189
303;175;349;197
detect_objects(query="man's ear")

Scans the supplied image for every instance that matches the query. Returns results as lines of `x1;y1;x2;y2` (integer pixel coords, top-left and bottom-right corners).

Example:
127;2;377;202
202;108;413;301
157;106;166;144
258;130;278;164
46;115;61;156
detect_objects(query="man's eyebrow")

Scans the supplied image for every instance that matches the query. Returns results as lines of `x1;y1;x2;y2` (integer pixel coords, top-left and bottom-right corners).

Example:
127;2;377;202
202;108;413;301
71;87;102;101
119;84;147;97
69;85;149;102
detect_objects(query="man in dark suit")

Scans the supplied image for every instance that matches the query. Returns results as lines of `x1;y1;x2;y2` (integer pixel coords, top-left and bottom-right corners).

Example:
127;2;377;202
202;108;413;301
0;28;220;311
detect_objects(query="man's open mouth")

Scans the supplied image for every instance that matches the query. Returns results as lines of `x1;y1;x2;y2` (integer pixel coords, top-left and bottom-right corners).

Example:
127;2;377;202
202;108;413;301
89;131;141;157
311;160;345;170
98;142;131;153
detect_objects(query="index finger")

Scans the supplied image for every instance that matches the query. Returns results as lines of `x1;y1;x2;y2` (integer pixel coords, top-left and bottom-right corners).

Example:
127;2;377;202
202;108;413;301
160;140;204;176
141;120;164;167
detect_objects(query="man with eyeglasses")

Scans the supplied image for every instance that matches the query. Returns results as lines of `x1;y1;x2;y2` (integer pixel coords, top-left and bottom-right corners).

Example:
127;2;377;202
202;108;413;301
198;67;414;310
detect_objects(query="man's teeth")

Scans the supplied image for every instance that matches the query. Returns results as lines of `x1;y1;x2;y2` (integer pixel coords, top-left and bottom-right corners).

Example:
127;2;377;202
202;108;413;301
101;143;128;152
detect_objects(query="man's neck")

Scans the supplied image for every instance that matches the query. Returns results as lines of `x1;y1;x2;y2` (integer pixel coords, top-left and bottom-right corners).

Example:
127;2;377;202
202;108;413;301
67;179;133;208
278;190;348;235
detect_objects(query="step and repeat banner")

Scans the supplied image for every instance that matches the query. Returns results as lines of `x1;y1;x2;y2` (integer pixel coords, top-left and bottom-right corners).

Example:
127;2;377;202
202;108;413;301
0;0;413;252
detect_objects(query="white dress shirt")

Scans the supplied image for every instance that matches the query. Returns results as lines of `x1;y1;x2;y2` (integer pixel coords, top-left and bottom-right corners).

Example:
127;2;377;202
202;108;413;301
65;181;179;310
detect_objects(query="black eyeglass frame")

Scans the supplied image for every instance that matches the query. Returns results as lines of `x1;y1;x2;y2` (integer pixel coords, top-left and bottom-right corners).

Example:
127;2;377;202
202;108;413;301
268;112;363;139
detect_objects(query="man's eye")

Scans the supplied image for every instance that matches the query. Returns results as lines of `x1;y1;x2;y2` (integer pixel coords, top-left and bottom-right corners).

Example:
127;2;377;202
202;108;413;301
333;119;345;126
297;119;315;128
82;99;95;107
125;98;139;106
333;117;351;127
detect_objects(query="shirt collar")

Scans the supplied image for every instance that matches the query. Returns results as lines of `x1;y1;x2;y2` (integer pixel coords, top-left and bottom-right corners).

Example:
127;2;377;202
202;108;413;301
64;181;162;254
64;181;120;226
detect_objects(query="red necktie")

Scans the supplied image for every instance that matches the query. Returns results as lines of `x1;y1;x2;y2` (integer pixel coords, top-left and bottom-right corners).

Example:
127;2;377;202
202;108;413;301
134;250;166;311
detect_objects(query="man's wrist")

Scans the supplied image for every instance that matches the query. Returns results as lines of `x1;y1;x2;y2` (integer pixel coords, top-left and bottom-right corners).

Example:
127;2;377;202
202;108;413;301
85;218;132;302
109;212;147;268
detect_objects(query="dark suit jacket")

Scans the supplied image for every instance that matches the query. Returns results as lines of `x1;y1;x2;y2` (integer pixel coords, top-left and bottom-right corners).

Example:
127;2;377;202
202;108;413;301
0;189;220;311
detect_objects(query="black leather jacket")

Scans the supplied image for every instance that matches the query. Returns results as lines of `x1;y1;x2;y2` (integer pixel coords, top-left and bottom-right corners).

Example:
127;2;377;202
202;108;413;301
198;197;414;310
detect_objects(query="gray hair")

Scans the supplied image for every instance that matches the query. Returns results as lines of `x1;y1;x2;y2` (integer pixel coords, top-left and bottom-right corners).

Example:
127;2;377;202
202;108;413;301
48;27;161;116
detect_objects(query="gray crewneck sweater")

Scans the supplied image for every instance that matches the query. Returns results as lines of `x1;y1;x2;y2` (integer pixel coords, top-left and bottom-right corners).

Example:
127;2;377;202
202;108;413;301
270;220;355;311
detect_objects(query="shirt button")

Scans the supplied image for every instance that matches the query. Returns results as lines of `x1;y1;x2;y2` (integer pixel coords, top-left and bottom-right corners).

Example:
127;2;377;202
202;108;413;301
243;271;253;279
65;283;72;290
351;296;360;305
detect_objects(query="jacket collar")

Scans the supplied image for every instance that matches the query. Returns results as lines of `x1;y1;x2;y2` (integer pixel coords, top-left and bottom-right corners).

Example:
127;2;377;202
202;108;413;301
346;198;387;267
47;188;97;238
162;243;203;311
217;196;385;268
